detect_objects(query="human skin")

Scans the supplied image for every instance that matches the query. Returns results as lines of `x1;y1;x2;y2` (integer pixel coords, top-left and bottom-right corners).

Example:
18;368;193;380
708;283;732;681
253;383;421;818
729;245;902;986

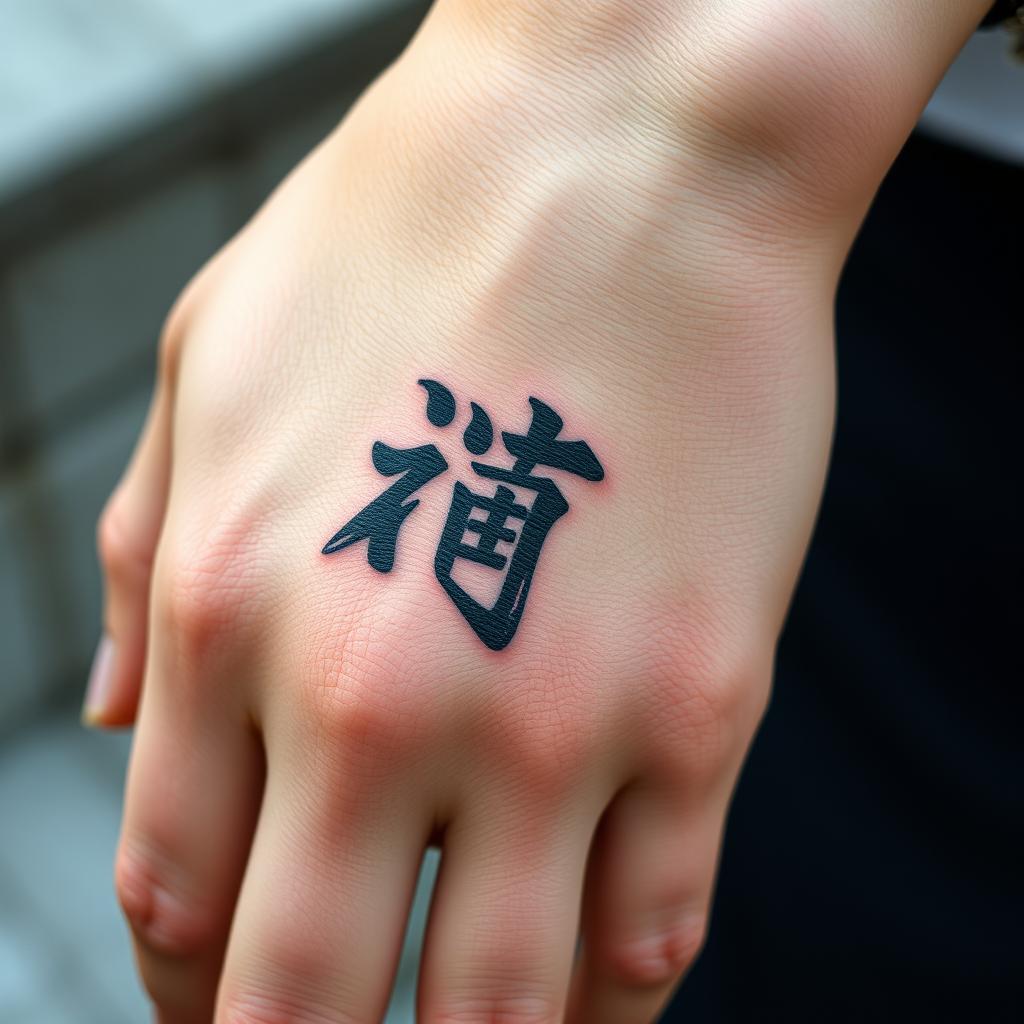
85;2;991;1021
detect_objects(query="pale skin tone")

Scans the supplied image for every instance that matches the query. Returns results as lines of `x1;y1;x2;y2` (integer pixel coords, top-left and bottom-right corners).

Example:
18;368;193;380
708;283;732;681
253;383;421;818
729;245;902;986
86;2;992;1021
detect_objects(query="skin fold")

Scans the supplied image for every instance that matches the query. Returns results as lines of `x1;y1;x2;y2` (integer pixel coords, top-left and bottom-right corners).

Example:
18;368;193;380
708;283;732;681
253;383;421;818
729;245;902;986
87;2;990;1021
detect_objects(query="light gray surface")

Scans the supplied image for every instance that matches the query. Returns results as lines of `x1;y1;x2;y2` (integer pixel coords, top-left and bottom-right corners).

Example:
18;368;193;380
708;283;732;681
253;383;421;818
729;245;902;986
7;169;226;417
0;0;405;202
0;483;40;726
921;28;1024;164
0;714;146;1023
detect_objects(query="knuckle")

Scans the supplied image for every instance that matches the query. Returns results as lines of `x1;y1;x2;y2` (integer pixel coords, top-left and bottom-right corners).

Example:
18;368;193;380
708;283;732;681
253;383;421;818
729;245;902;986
296;623;441;770
644;605;770;774
482;670;602;800
114;840;218;959
303;676;399;753
217;931;347;1023
161;560;227;641
490;715;589;800
157;281;197;385
605;915;707;987
155;528;261;662
219;991;344;1024
297;662;427;770
426;994;561;1024
669;634;755;722
423;915;564;1021
157;319;181;385
97;494;151;584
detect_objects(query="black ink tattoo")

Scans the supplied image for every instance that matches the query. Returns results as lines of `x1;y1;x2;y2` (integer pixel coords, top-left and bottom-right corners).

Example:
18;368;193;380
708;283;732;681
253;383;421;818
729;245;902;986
321;442;448;572
322;379;604;650
418;378;456;427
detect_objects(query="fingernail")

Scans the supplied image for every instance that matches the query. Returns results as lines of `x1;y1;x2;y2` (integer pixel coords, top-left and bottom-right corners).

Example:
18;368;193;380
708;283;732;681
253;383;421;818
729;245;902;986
82;634;116;727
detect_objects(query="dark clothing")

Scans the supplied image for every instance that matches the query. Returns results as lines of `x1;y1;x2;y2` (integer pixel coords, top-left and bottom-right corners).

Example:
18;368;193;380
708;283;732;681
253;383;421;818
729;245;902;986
664;133;1024;1023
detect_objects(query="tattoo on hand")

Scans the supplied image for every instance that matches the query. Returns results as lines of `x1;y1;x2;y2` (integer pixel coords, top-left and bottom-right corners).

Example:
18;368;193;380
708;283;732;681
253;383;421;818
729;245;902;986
322;379;604;650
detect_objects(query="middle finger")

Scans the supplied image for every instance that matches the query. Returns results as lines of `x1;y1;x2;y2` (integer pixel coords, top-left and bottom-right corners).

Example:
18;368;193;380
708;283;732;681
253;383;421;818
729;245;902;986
418;781;600;1024
214;732;430;1023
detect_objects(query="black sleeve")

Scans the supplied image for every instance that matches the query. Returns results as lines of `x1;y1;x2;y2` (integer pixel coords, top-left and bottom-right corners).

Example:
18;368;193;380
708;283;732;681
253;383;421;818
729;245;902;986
981;1;1022;27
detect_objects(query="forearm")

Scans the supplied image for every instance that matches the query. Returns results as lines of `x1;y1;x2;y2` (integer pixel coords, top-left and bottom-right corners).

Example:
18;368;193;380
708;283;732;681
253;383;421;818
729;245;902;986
430;0;994;138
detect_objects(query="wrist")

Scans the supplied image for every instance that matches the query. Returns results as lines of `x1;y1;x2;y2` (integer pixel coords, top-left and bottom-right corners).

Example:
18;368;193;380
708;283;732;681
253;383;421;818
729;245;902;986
417;0;713;143
415;0;993;224
321;7;845;375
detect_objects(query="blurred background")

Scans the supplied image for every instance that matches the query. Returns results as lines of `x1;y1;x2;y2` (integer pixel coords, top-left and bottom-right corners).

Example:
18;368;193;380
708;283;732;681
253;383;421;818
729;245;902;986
0;2;1018;1021
0;2;437;1020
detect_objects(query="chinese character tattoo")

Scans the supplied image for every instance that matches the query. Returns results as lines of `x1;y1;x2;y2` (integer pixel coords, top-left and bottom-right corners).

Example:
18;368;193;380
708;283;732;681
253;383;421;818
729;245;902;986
322;379;604;651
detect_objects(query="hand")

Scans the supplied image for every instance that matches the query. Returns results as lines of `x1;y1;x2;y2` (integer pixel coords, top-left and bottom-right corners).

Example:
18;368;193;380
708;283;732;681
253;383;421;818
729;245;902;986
88;2;987;1021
